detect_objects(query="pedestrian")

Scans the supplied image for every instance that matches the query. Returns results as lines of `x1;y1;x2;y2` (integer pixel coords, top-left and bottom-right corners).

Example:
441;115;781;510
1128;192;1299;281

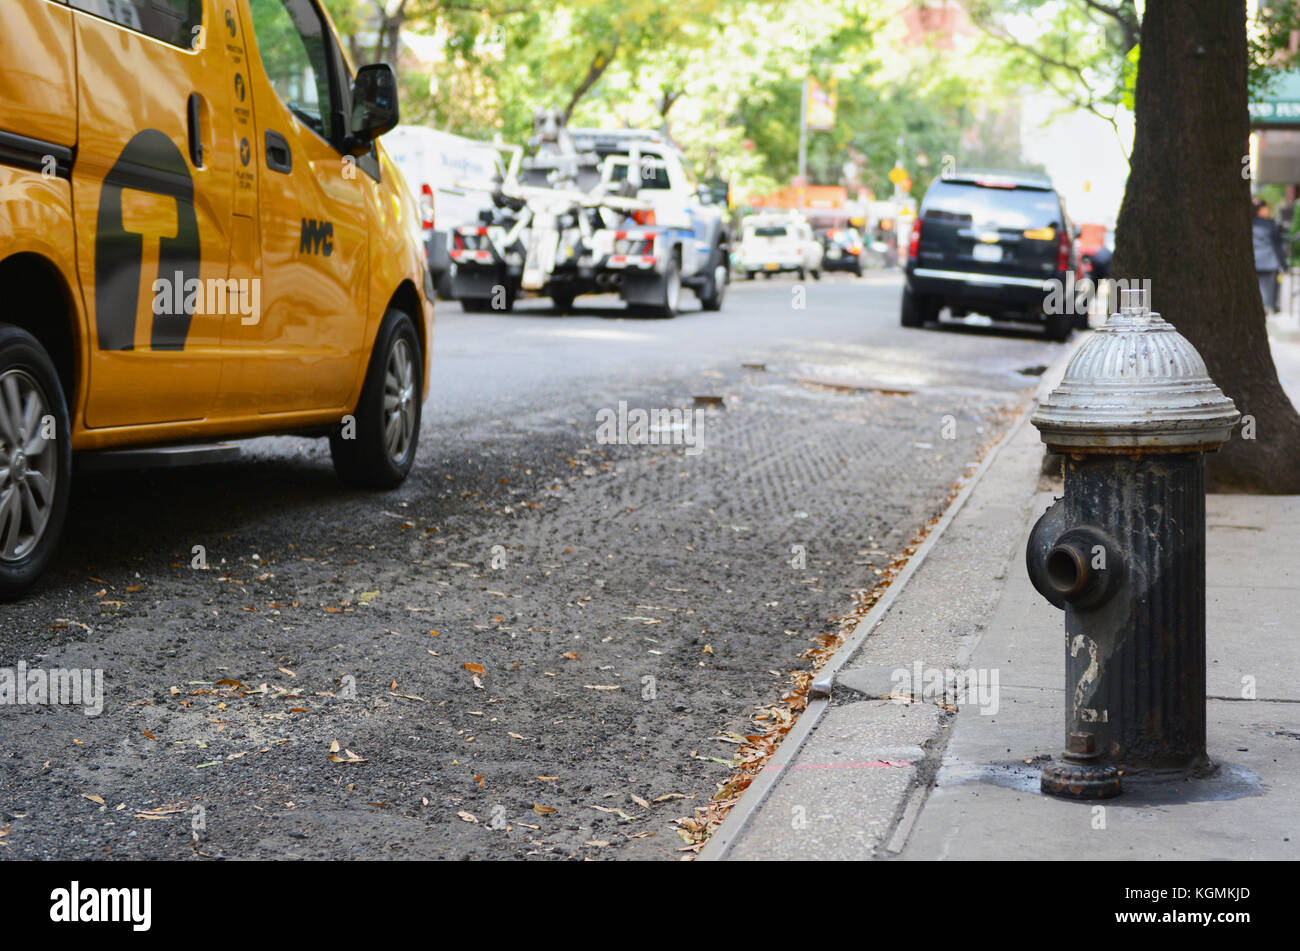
1252;200;1286;314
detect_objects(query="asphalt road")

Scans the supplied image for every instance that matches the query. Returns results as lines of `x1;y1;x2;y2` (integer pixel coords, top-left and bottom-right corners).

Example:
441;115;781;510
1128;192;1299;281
0;271;1064;860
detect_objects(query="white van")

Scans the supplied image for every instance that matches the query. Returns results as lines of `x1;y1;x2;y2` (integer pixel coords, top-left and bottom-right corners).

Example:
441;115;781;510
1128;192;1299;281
385;126;505;298
739;213;823;280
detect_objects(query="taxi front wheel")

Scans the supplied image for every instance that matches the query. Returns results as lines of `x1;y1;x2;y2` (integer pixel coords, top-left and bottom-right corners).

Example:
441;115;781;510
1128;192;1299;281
0;326;72;600
330;310;422;489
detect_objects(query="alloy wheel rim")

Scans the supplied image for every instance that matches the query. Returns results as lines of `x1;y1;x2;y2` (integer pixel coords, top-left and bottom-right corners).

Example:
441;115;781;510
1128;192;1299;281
383;338;417;464
0;369;57;563
714;265;727;303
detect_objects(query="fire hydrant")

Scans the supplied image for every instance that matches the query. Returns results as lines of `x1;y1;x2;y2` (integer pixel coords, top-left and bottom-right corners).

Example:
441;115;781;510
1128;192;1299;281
1026;288;1239;799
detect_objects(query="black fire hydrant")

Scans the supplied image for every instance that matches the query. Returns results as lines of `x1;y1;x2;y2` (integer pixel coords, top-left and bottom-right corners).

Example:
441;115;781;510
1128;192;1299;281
1026;289;1239;799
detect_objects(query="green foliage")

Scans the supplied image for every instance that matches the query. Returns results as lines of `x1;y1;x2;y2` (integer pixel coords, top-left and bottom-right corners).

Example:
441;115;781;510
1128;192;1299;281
314;0;1048;197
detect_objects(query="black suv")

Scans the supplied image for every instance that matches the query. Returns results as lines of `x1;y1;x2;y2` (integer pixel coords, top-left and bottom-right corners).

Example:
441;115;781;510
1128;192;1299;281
902;171;1081;341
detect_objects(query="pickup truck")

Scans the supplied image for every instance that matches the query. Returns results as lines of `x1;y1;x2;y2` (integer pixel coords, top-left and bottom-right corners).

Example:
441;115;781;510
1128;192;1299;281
450;120;730;318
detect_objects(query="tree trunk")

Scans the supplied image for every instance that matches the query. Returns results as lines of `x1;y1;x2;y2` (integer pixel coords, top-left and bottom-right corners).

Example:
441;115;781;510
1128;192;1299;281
1110;0;1300;492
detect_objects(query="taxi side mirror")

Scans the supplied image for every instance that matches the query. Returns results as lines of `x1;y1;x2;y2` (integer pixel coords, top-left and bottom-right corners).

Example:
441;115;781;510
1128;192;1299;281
345;63;399;156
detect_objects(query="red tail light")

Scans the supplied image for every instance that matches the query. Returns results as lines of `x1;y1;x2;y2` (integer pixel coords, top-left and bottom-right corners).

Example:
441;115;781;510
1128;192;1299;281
908;217;922;260
631;209;657;226
419;184;435;231
1056;229;1070;273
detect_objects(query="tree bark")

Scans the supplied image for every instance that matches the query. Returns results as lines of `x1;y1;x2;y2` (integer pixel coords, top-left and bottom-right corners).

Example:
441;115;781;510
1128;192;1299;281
1110;0;1300;492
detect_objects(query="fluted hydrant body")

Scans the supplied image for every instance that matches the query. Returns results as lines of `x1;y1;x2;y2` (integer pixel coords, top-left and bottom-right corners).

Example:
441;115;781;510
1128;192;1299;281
1027;290;1239;798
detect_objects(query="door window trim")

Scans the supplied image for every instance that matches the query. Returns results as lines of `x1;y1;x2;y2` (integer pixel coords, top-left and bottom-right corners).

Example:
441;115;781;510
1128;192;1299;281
67;0;205;52
247;0;344;152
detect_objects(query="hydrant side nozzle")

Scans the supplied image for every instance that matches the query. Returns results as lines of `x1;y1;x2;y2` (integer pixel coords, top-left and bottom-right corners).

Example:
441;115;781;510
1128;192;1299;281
1046;528;1123;608
1027;502;1123;611
1026;500;1068;610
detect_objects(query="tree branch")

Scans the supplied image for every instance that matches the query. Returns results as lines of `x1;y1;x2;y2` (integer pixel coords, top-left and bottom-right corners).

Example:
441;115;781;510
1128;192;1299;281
563;42;619;123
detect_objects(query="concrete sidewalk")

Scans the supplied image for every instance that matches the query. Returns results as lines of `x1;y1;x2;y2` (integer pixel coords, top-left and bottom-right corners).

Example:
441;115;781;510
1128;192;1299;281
709;336;1300;861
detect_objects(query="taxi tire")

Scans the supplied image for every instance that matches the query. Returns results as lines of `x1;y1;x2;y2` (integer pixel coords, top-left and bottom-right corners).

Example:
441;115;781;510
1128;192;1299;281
0;326;72;601
330;310;422;490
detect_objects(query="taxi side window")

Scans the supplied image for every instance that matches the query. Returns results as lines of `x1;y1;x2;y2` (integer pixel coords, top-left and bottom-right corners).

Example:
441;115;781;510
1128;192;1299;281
70;0;203;49
247;0;336;142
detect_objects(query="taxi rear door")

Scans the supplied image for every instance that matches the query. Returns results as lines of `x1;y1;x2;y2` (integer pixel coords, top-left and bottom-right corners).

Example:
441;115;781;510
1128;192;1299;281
70;0;237;428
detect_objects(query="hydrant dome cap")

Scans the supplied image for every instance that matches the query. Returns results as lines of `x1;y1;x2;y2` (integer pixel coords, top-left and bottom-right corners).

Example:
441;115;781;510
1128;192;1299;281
1031;305;1240;452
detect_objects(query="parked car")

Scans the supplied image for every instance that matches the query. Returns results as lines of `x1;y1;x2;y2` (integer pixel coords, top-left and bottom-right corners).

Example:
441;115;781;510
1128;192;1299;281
385;126;506;300
821;227;865;276
739;213;823;280
0;0;433;597
902;170;1080;341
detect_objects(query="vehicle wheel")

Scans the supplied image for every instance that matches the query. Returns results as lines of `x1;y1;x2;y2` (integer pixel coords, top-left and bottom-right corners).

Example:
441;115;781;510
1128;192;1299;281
763;271;773;279
854;264;863;277
434;271;455;301
697;247;729;312
330;310;422;489
643;256;682;318
797;266;807;281
899;288;941;328
551;291;576;313
1044;313;1073;342
492;288;516;312
0;325;72;600
812;269;822;280
745;270;756;281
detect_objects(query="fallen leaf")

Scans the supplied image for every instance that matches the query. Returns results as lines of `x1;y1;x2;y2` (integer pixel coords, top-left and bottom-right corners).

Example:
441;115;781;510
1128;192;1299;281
630;794;651;809
533;803;557;816
458;811;479;823
328;749;367;763
81;794;105;805
464;663;485;674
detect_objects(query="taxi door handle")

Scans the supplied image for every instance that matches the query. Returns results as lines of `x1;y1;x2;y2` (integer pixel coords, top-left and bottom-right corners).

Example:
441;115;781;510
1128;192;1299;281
265;130;292;174
187;93;204;168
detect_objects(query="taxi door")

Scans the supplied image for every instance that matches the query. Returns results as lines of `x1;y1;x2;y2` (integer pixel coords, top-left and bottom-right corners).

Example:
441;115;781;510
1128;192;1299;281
70;0;237;428
219;0;368;417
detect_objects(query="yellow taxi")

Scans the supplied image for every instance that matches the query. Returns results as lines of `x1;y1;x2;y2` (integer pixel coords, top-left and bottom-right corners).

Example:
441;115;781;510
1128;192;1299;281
0;0;434;597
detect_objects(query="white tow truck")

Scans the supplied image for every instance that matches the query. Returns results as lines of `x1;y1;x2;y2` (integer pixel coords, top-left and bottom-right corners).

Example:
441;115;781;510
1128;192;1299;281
448;114;730;318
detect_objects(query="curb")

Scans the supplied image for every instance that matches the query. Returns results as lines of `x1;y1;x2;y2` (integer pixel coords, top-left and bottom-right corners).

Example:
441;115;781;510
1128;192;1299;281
697;330;1085;861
